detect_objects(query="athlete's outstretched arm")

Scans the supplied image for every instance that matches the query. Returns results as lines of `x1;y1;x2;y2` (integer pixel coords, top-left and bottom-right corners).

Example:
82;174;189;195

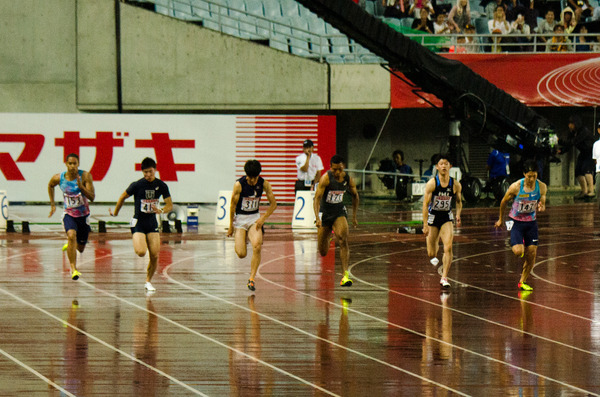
313;172;329;228
47;173;60;217
421;178;435;236
348;176;360;227
494;181;519;228
454;180;463;226
227;182;242;237
109;191;131;217
255;180;277;230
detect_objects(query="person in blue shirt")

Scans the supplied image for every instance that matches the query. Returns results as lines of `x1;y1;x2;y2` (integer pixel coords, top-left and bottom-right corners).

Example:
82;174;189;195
487;149;510;182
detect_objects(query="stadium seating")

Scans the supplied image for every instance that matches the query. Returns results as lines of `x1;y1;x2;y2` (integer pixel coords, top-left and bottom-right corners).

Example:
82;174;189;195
148;0;382;63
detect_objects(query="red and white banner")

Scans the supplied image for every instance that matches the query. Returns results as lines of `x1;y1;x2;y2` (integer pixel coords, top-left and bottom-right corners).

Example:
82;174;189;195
0;114;336;203
235;116;336;203
391;54;600;108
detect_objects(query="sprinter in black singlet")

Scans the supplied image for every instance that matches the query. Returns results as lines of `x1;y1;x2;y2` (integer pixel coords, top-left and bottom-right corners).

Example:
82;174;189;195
314;155;359;287
109;157;173;293
228;160;277;291
422;154;462;289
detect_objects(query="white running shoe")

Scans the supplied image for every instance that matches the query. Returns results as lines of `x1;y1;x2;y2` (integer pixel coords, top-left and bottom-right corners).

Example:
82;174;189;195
430;257;439;266
440;277;450;288
144;282;156;292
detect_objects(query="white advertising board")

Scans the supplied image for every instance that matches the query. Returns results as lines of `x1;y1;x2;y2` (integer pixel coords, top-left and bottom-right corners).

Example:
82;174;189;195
0;113;236;203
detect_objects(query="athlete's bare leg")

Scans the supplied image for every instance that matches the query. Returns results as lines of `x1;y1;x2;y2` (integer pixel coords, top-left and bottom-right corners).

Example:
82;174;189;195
247;224;264;281
332;217;350;275
438;222;454;279
145;233;160;283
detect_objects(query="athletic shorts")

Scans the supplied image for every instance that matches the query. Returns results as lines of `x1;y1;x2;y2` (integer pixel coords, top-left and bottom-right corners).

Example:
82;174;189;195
130;216;159;234
62;213;91;246
510;219;539;247
234;213;261;231
427;211;454;229
319;207;347;228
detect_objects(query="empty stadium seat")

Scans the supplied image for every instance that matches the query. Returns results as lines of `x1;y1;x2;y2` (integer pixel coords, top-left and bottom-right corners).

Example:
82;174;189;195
244;0;264;16
262;0;282;18
280;0;300;17
154;0;174;16
191;0;211;19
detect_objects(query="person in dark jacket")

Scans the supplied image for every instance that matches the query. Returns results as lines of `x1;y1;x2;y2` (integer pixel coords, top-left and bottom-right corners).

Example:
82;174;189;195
559;115;595;198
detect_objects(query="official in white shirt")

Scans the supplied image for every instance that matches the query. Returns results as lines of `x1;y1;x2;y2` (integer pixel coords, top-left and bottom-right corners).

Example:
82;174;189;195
295;139;324;193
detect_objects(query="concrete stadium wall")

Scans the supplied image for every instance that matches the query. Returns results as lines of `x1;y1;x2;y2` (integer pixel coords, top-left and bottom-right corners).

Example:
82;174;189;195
0;0;390;112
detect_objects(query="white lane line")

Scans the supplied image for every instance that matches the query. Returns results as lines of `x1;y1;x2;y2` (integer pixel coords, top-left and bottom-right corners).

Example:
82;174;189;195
78;275;342;397
162;260;470;397
0;285;209;397
254;244;599;395
349;251;600;358
0;347;77;397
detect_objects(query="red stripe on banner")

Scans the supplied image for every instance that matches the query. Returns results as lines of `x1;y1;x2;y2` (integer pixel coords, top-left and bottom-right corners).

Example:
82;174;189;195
235;115;336;204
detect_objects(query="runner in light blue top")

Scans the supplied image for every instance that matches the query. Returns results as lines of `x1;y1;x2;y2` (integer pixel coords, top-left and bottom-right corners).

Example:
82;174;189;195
495;160;547;292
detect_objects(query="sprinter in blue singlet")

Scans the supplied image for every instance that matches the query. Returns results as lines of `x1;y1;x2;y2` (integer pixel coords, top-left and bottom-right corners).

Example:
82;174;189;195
495;159;547;292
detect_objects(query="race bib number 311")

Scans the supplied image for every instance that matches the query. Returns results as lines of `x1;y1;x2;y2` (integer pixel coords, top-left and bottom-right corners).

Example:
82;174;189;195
241;197;260;212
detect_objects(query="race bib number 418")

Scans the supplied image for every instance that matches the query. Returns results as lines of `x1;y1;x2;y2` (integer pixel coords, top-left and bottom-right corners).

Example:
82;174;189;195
141;199;159;213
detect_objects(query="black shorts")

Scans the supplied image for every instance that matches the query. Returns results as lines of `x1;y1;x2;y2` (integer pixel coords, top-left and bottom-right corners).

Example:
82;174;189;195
320;207;347;228
427;211;454;229
62;214;91;245
130;216;159;234
576;154;595;176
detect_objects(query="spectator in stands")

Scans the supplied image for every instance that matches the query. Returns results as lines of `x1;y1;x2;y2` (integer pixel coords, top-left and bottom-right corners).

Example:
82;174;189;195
506;0;538;29
485;0;504;20
434;11;454;33
574;24;593;51
464;23;482;52
434;12;455;51
511;14;532;50
393;150;414;200
451;35;470;52
546;24;572;51
412;7;435;32
559;115;595;198
409;0;436;18
384;0;411;18
537;9;557;37
560;7;578;34
567;0;593;20
488;6;512;51
448;0;472;32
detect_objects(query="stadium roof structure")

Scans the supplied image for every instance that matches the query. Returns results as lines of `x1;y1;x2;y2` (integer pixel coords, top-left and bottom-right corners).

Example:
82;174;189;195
295;0;557;157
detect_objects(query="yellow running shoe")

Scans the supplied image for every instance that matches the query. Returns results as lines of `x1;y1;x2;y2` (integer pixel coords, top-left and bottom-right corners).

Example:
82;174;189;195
62;243;68;252
340;275;353;287
71;270;81;280
518;282;533;291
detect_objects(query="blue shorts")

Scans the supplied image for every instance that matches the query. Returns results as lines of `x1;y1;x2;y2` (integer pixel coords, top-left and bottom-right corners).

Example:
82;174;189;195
130;216;159;234
510;219;539;247
62;214;91;246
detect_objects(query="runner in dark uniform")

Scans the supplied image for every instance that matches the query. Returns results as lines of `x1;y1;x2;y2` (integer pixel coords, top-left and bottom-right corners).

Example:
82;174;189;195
422;154;462;288
109;157;173;293
314;155;359;287
228;160;277;291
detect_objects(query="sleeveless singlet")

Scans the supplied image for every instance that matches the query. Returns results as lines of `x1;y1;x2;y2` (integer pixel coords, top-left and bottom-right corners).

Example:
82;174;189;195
235;176;264;215
509;179;540;222
59;170;90;217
